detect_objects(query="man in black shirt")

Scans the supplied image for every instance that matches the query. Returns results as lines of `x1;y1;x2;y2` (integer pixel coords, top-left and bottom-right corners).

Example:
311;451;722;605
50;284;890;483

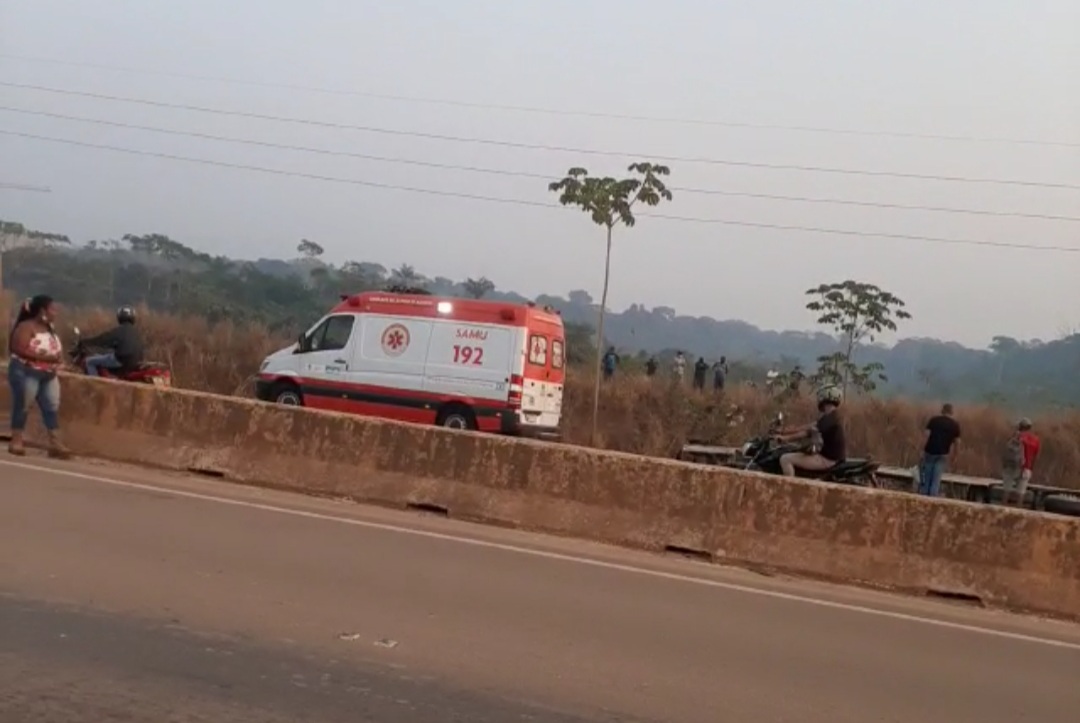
918;403;961;497
82;305;145;376
776;385;847;477
693;357;709;391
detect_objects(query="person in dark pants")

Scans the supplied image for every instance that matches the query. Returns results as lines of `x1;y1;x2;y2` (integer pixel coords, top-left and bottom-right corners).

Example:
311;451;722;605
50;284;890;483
918;403;961;497
692;357;708;391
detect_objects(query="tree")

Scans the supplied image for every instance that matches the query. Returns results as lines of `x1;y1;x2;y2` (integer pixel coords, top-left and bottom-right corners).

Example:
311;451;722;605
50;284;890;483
805;280;911;394
463;276;495;299
309;265;330;287
563;322;597;366
1;220;69;248
296;238;324;259
127;234;195;263
567;289;594;307
0;220;70;292
549;162;673;443
389;263;425;288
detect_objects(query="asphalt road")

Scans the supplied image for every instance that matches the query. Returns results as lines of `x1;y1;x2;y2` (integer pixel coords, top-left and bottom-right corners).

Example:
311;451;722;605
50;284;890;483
2;457;1079;722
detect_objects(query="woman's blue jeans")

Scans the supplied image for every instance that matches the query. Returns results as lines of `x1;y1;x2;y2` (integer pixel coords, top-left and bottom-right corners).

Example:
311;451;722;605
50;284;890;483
8;358;60;431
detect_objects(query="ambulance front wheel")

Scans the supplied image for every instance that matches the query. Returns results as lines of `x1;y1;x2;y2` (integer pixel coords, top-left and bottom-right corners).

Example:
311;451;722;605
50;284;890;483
271;381;304;407
436;404;477;431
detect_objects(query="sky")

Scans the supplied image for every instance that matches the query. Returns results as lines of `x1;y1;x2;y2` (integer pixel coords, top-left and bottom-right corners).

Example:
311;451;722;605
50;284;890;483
1;0;1078;348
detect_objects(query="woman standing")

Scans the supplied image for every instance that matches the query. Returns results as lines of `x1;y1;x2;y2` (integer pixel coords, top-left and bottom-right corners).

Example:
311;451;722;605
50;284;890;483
8;295;70;458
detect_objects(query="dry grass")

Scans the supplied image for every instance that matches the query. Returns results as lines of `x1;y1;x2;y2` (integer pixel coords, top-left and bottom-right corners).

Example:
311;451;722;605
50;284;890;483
7;298;1078;489
563;371;1080;489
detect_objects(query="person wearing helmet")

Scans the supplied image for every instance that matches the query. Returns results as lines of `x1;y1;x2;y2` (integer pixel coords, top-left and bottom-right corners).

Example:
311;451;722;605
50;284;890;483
773;384;847;477
82;305;145;377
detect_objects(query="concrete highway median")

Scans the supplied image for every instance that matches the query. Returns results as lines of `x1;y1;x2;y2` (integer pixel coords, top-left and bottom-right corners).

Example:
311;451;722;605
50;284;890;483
4;374;1080;619
3;458;1080;722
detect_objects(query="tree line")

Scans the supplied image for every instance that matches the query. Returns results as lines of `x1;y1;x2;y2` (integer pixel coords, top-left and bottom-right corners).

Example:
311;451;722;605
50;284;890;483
2;218;1076;411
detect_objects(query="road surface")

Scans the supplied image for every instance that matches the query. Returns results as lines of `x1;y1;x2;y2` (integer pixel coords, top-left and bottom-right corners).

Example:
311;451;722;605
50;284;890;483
2;456;1078;722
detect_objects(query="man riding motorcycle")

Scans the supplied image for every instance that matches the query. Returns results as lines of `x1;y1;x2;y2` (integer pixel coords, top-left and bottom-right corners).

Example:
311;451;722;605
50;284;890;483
81;305;145;377
773;385;847;477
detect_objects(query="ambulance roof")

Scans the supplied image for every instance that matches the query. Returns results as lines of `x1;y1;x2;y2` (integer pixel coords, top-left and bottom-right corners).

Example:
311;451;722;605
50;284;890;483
330;291;562;327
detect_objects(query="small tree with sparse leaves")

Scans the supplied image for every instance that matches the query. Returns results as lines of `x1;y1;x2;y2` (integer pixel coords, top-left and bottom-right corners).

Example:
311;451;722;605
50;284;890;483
549;163;673;444
805;280;911;394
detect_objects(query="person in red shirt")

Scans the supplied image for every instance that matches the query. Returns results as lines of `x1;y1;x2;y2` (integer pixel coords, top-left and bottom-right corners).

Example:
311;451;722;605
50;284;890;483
1001;418;1041;507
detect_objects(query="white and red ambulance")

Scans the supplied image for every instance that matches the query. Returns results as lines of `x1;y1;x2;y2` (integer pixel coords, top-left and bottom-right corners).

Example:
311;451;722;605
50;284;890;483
255;291;565;436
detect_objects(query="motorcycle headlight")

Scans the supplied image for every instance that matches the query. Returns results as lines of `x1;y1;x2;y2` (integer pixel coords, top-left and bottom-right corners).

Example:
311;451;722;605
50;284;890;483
741;442;752;456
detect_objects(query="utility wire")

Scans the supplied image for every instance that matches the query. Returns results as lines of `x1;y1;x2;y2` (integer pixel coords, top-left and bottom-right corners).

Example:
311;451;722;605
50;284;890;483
0;181;51;192
2;105;1077;223
3;81;1079;191
3;53;1077;149
4;128;1077;254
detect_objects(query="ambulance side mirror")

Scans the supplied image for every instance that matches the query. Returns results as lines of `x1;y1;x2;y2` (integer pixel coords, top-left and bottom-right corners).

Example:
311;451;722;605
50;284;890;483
295;333;307;353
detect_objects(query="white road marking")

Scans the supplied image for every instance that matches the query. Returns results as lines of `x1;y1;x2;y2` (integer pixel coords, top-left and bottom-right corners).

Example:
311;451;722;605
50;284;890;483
3;458;1079;651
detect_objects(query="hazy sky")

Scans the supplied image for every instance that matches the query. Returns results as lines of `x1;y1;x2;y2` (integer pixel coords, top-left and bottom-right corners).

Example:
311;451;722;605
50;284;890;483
2;0;1077;347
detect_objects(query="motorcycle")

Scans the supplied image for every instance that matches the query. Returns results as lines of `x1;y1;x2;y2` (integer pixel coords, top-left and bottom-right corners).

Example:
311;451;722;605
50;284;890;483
70;327;173;387
733;412;880;487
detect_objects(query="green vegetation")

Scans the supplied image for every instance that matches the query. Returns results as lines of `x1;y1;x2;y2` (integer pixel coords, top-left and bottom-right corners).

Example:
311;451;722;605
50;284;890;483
2;225;1076;410
805;280;912;394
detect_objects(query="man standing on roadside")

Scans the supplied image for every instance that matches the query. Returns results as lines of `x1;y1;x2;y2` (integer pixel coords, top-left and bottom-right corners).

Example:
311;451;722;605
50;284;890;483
601;346;620;382
918;403;961;497
712;356;729;392
672;351;686;382
645;356;658;377
1001;417;1040;507
693;356;709;391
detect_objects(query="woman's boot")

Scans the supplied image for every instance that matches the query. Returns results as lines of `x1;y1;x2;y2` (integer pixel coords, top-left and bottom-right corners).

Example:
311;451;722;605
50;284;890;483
47;430;72;460
8;430;26;456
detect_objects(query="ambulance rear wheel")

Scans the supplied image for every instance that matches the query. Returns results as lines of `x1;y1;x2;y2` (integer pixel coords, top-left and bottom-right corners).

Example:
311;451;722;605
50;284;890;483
436;404;476;431
271;382;304;407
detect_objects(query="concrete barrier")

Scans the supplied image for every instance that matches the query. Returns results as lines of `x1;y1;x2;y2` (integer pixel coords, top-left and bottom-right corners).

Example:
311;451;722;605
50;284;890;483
5;373;1080;619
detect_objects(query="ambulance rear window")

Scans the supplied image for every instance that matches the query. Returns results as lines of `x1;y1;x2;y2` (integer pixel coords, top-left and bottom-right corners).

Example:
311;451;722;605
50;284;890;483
528;334;548;365
551;339;564;369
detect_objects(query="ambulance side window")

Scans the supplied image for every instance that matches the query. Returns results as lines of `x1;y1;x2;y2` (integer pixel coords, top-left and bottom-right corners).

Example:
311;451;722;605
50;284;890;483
528;334;548;365
307;315;355;352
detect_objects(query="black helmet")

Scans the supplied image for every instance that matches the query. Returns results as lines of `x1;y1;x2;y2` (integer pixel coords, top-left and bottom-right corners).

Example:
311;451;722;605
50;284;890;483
816;384;843;410
117;305;136;324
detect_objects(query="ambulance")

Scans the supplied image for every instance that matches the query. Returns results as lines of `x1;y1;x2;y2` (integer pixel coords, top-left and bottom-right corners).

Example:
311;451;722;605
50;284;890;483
255;291;565;436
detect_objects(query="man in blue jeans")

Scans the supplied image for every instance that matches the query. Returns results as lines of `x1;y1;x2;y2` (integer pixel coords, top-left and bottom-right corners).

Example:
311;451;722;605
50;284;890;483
918;403;961;497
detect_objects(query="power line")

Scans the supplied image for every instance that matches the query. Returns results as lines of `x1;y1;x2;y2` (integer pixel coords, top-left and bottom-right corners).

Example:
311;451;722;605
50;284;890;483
4;81;1079;192
3;52;1077;149
5;128;1077;255
4;105;1079;223
0;181;50;192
